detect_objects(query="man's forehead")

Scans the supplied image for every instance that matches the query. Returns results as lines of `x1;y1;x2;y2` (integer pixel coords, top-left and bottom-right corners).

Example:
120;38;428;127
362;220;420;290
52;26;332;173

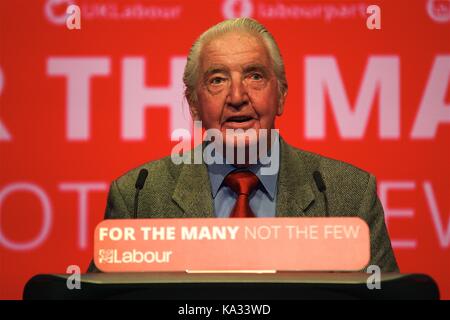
199;32;271;72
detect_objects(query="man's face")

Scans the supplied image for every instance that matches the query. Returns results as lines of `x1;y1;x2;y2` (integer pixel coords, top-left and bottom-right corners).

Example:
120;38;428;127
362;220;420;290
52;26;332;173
190;31;285;148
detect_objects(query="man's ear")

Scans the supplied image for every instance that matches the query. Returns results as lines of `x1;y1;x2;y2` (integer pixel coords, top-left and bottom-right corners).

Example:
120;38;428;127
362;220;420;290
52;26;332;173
277;90;287;116
188;99;201;121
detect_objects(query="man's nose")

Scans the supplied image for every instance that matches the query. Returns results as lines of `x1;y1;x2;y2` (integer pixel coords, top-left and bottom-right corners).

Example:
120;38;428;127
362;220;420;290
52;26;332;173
226;76;249;109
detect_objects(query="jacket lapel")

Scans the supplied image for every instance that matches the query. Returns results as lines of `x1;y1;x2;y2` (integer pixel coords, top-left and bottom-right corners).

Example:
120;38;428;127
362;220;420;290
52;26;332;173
171;138;321;218
171;146;215;218
276;138;317;217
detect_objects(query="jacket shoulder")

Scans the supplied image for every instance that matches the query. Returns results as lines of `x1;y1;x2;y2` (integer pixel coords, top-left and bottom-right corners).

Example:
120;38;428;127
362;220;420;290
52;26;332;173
291;146;372;185
111;155;181;207
285;143;374;213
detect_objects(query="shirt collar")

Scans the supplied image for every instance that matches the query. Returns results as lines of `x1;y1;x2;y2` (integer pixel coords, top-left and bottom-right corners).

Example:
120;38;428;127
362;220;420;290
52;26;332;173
207;137;280;200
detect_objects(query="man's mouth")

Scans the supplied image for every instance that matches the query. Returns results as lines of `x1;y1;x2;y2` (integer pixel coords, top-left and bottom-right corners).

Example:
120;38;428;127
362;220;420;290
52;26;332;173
225;116;255;123
223;115;258;130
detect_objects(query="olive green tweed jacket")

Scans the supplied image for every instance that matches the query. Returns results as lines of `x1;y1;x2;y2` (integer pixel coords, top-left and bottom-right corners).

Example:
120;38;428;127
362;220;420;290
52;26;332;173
88;138;398;273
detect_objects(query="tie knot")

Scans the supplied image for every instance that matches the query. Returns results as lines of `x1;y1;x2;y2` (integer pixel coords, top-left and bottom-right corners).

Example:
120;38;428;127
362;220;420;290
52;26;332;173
224;170;259;196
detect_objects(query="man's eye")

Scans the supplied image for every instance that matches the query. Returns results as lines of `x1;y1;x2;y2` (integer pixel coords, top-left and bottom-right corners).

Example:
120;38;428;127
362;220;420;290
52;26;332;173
249;73;263;81
209;77;226;85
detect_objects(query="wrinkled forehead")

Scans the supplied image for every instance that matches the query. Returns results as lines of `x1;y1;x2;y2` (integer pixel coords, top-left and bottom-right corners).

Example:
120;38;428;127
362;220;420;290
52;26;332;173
198;31;273;75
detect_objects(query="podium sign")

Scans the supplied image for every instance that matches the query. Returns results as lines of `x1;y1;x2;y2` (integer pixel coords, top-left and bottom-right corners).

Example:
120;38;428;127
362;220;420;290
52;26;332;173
94;217;370;272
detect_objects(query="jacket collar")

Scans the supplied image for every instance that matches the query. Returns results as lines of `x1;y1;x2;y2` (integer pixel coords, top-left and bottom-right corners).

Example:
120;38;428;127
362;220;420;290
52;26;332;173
172;144;215;217
275;138;316;217
171;137;316;217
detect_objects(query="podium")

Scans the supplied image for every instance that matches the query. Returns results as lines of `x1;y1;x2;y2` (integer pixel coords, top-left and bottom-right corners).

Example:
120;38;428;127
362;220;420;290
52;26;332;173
23;272;439;300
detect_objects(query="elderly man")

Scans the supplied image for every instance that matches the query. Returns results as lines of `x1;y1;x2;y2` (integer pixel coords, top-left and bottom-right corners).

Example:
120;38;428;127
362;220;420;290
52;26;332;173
89;18;398;272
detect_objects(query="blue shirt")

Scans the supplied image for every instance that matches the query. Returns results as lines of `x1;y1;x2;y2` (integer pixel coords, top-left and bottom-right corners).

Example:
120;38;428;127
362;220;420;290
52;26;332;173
206;138;280;218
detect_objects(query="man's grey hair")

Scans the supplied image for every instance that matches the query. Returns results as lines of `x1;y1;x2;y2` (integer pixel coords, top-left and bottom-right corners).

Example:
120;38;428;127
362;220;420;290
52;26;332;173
183;17;288;106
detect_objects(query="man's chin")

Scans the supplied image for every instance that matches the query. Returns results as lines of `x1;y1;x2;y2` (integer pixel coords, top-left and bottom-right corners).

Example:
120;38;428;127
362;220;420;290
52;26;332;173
220;134;258;166
223;134;259;149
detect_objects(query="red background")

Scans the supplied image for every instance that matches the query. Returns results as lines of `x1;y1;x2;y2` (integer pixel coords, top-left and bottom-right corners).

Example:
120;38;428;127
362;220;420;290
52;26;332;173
0;0;449;299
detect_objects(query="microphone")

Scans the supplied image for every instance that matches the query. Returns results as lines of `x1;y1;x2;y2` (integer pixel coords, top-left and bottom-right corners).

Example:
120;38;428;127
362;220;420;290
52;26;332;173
133;169;148;219
313;171;329;217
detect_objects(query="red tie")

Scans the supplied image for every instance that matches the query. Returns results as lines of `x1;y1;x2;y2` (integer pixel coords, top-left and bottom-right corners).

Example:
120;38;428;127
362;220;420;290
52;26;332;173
224;171;260;218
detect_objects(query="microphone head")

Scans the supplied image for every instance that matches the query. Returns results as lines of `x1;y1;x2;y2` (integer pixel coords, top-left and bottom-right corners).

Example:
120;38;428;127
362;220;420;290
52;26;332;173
135;169;148;190
313;171;326;193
